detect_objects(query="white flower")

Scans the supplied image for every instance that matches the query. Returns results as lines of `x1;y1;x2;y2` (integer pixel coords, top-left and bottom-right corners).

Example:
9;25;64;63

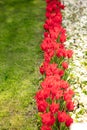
62;0;87;122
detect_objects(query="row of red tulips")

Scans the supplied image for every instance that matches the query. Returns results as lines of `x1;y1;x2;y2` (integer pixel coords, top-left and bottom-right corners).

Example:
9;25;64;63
35;0;75;130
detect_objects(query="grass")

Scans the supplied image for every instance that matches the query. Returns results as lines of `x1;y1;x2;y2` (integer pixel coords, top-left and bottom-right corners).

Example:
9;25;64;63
0;0;45;129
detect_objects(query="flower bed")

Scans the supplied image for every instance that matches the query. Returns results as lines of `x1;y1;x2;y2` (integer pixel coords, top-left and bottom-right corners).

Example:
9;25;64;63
62;0;87;122
35;0;75;130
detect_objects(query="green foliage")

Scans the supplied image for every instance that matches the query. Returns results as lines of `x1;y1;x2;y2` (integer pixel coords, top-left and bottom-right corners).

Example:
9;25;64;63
0;0;45;129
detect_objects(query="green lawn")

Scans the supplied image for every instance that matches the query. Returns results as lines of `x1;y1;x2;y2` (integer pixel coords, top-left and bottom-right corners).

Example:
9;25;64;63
0;0;45;129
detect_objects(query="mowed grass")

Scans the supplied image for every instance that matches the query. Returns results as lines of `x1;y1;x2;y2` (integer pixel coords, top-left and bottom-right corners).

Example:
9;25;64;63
0;0;45;129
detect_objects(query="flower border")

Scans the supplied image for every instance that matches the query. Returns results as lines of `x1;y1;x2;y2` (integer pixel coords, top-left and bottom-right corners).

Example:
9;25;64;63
35;0;75;130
